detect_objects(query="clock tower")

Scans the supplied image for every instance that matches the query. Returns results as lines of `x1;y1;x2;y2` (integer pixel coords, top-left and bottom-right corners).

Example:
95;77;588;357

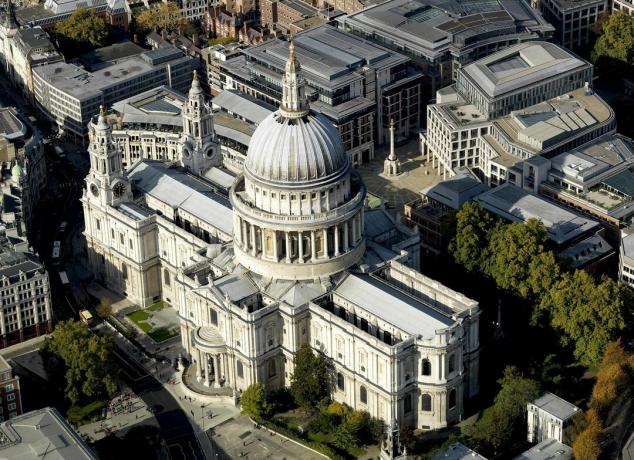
86;106;132;207
180;70;221;175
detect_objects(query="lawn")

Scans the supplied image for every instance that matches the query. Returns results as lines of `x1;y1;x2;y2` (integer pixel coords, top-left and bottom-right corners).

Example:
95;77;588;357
67;400;107;426
126;309;178;343
148;327;178;343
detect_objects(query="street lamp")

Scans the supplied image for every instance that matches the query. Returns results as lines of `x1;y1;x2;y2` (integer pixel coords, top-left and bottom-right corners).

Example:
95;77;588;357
201;404;205;431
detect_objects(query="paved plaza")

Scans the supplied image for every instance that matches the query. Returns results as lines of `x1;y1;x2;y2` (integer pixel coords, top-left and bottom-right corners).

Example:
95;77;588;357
358;139;444;209
209;414;328;460
78;388;159;442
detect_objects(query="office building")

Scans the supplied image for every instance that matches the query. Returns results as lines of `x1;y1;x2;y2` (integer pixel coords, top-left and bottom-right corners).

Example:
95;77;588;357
220;26;423;165
538;0;608;49
0;355;22;420
0;230;52;348
515;134;634;233
424;42;602;179
32;46;192;141
338;0;554;95
0;407;98;458
0;21;62;101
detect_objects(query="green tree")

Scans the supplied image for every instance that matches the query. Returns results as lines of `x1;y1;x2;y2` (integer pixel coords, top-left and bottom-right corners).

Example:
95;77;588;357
42;320;118;404
464;366;539;454
487;218;548;298
539;272;630;366
449;202;500;273
290;343;332;409
527;250;561;301
55;8;108;53
591;12;634;78
136;3;185;33
240;383;271;420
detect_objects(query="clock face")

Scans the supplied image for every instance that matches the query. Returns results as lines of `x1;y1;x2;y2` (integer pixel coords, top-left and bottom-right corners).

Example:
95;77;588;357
90;183;99;197
113;182;126;198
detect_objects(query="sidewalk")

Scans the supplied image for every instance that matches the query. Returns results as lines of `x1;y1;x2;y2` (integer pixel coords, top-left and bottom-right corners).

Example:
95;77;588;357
100;320;239;459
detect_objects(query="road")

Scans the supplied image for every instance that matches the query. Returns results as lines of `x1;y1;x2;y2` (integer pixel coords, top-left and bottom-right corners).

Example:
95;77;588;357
109;343;206;460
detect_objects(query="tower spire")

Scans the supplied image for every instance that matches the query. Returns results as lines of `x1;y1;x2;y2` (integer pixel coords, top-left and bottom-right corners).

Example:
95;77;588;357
280;36;309;119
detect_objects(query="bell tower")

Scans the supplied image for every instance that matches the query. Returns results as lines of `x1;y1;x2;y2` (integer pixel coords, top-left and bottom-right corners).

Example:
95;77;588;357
86;106;131;207
180;70;221;175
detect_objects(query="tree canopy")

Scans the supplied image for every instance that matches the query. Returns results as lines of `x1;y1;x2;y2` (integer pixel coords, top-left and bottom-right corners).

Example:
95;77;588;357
539;272;630;366
42;320;118;404
487;218;548;298
135;3;185;34
290;343;332;409
449;202;500;273
240;383;272;420
592;12;634;77
572;410;602;460
464;366;539;454
55;8;108;54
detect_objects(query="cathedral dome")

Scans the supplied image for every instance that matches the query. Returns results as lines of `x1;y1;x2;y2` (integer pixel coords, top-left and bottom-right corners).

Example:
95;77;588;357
244;39;348;186
245;111;348;185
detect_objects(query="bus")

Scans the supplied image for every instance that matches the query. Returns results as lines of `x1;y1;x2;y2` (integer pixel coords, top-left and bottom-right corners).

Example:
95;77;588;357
59;271;70;285
59;222;67;233
52;246;60;263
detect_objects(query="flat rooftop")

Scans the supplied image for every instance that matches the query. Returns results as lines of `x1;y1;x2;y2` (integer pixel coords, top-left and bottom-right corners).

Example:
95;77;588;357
33;46;187;101
460;42;590;98
112;85;185;127
333;273;454;340
243;26;408;90
340;0;553;59
212;89;275;125
549;134;634;185
530;392;580;420
0;407;98;459
493;87;613;153
475;183;600;245
422;173;489;210
0;108;26;141
431;442;488;460
514;438;572;460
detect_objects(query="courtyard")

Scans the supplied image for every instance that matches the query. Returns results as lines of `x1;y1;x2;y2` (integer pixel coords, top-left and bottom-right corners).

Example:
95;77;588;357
358;139;445;209
125;302;180;344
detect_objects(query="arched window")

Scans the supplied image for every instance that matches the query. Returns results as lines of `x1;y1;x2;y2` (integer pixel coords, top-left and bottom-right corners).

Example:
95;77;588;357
163;269;170;287
209;308;218;326
404;394;412;414
337;372;345;391
449;389;456;409
268;359;276;378
422;358;431;376
237;360;244;378
448;354;456;373
360;385;367;404
421;394;432;412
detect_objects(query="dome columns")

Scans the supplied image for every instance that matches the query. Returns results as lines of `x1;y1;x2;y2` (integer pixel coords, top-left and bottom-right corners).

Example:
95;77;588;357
234;211;363;276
